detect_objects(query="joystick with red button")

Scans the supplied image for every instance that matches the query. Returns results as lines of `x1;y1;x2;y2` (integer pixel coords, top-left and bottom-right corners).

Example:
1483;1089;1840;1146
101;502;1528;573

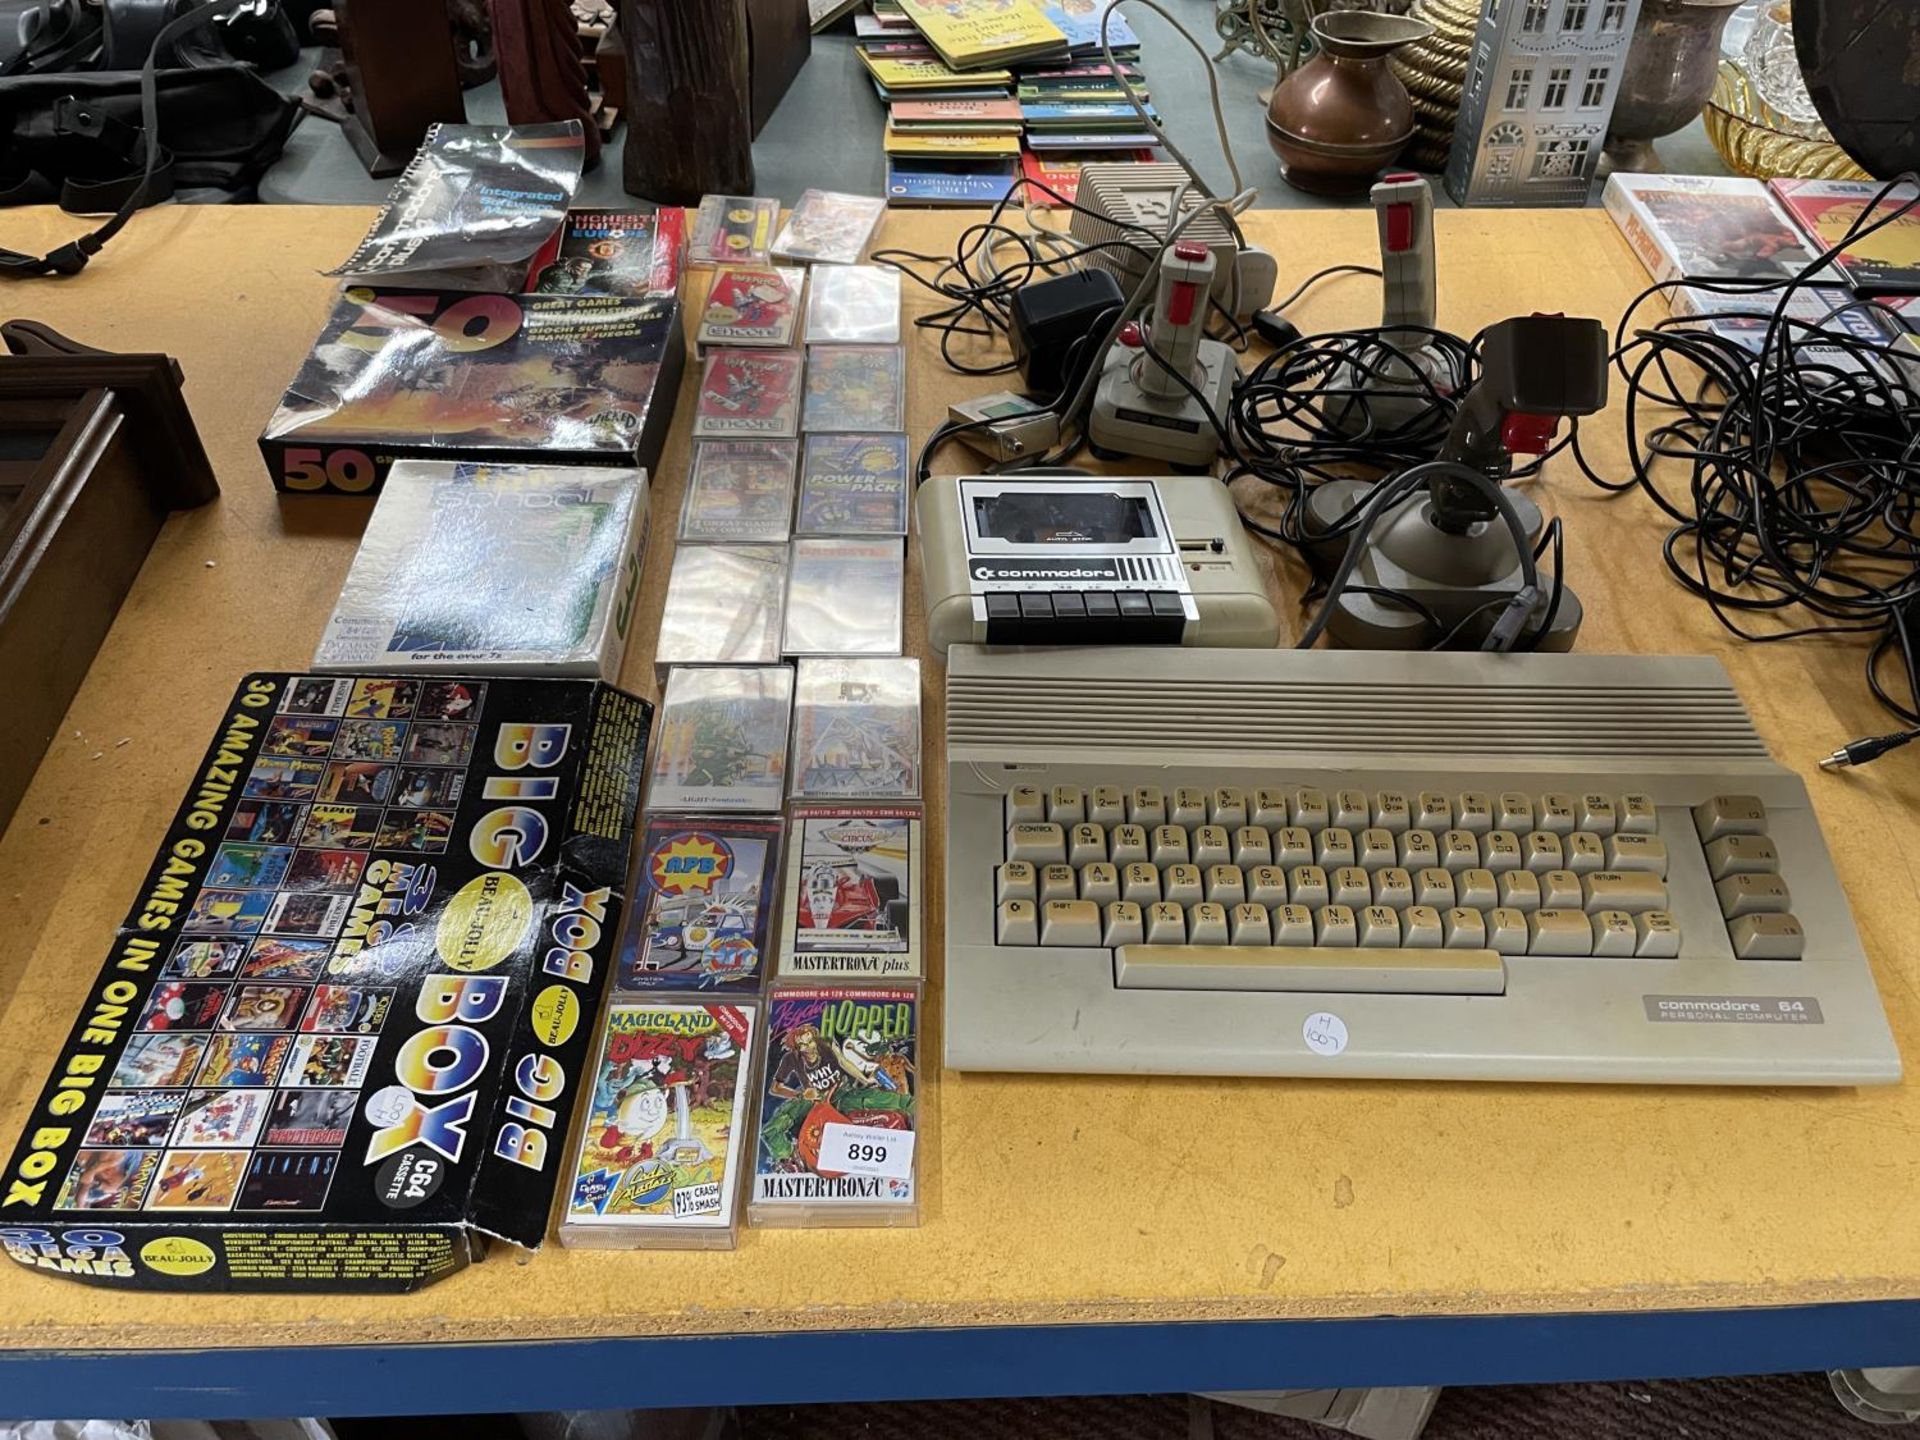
1088;238;1237;469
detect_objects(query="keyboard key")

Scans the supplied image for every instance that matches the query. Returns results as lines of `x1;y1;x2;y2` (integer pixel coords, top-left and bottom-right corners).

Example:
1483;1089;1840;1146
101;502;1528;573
1717;873;1791;918
997;899;1038;945
1110;823;1149;865
1488;907;1529;955
1440;829;1480;872
1231;903;1272;946
1332;866;1371;907
1606;833;1669;877
1292;787;1330;829
1619;793;1658;834
1248;866;1288;905
1415;867;1455;908
1068;823;1107;865
1578;794;1617;835
1163;863;1203;905
1290;865;1329;907
1372;866;1414;908
1150;825;1190;866
1528;908;1592;956
1703;834;1776;880
1041;899;1101;945
1145;901;1186;944
1122;862;1161;904
1590;910;1636;957
1581;871;1666;914
1040;864;1078;902
1009;823;1066;864
1315;904;1358;947
1317;827;1357;868
1172;787;1208;826
1253;789;1289;826
1634;911;1681;958
1498;792;1534;830
1729;912;1804;959
1522;831;1564;873
1417;792;1452;829
1373;791;1411;832
1541;869;1582;909
1397;829;1438;868
1007;786;1046;825
1111;944;1505;995
1455;791;1493;834
1443;907;1488;949
1193;824;1231;867
1103;900;1144;946
1233;826;1273;869
1566;832;1606;874
1498;870;1542;913
1210;788;1247;828
1188;902;1230;944
1081;863;1120;905
1358;905;1401;947
1049;786;1085;825
1274;904;1316;945
1358;827;1397;869
1334;789;1369;827
1483;830;1521;873
1693;794;1767;842
1089;785;1126;825
1130;786;1167;826
1538;793;1577;835
1207;864;1247;906
1402;905;1443;948
997;861;1036;904
1456;867;1498;909
1273;826;1314;867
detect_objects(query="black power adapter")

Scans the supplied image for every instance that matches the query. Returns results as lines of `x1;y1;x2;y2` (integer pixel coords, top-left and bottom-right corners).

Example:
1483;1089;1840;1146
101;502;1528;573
1009;268;1125;399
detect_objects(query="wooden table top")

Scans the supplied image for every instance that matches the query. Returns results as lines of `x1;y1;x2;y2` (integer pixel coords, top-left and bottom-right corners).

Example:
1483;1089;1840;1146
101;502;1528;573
0;202;1915;1354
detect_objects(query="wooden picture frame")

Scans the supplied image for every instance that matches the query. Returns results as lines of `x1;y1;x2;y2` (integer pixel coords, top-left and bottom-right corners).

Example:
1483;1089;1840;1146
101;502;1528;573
0;321;219;830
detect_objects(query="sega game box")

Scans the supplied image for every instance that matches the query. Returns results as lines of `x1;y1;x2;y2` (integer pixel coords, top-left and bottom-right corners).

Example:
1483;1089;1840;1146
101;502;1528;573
0;672;652;1292
259;288;685;497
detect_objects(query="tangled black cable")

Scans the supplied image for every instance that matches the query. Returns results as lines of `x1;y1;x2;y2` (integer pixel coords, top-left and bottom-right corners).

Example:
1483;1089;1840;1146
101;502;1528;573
1569;173;1920;767
869;175;1248;381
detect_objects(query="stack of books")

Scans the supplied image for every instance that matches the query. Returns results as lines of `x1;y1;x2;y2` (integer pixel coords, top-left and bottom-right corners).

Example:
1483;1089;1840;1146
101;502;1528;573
868;0;1162;207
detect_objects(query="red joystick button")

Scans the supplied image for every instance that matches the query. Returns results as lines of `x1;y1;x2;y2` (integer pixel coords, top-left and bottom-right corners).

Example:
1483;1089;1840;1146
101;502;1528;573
1501;412;1559;455
1118;321;1143;348
1173;240;1208;262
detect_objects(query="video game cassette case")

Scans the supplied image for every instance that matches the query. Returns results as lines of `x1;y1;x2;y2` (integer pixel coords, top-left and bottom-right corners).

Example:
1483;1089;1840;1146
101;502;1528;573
312;461;649;680
783;538;906;656
751;983;920;1228
776;807;923;982
790;657;921;801
655;544;790;676
0;673;652;1292
648;666;795;812
561;999;758;1249
620;818;783;993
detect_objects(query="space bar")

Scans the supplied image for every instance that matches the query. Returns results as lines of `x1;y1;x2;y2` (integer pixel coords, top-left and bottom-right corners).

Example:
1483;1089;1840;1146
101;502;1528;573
1114;945;1507;995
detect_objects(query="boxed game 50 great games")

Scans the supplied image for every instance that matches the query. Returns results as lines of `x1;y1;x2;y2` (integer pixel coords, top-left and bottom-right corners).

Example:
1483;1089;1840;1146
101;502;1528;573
0;672;650;1292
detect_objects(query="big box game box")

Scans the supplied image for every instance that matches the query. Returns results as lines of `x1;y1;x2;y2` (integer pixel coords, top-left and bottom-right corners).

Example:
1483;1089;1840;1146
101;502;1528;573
0;673;651;1291
260;289;686;497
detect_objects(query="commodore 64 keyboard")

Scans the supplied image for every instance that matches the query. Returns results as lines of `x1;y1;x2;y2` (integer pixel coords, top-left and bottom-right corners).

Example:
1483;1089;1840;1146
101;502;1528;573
942;646;1901;1084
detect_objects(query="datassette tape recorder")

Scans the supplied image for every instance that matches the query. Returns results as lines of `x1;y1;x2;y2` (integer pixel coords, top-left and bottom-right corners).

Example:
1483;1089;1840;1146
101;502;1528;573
913;475;1280;656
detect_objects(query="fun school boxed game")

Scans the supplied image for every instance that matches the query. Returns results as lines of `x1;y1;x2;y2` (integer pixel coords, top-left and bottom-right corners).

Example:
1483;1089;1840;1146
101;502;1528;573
0;672;651;1292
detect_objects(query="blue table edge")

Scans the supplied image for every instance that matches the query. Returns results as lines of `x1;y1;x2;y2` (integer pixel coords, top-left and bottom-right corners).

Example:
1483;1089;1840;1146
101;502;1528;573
3;1300;1917;1418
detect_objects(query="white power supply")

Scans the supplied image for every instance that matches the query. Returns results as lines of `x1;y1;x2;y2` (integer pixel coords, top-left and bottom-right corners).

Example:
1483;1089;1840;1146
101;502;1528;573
1067;162;1276;320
